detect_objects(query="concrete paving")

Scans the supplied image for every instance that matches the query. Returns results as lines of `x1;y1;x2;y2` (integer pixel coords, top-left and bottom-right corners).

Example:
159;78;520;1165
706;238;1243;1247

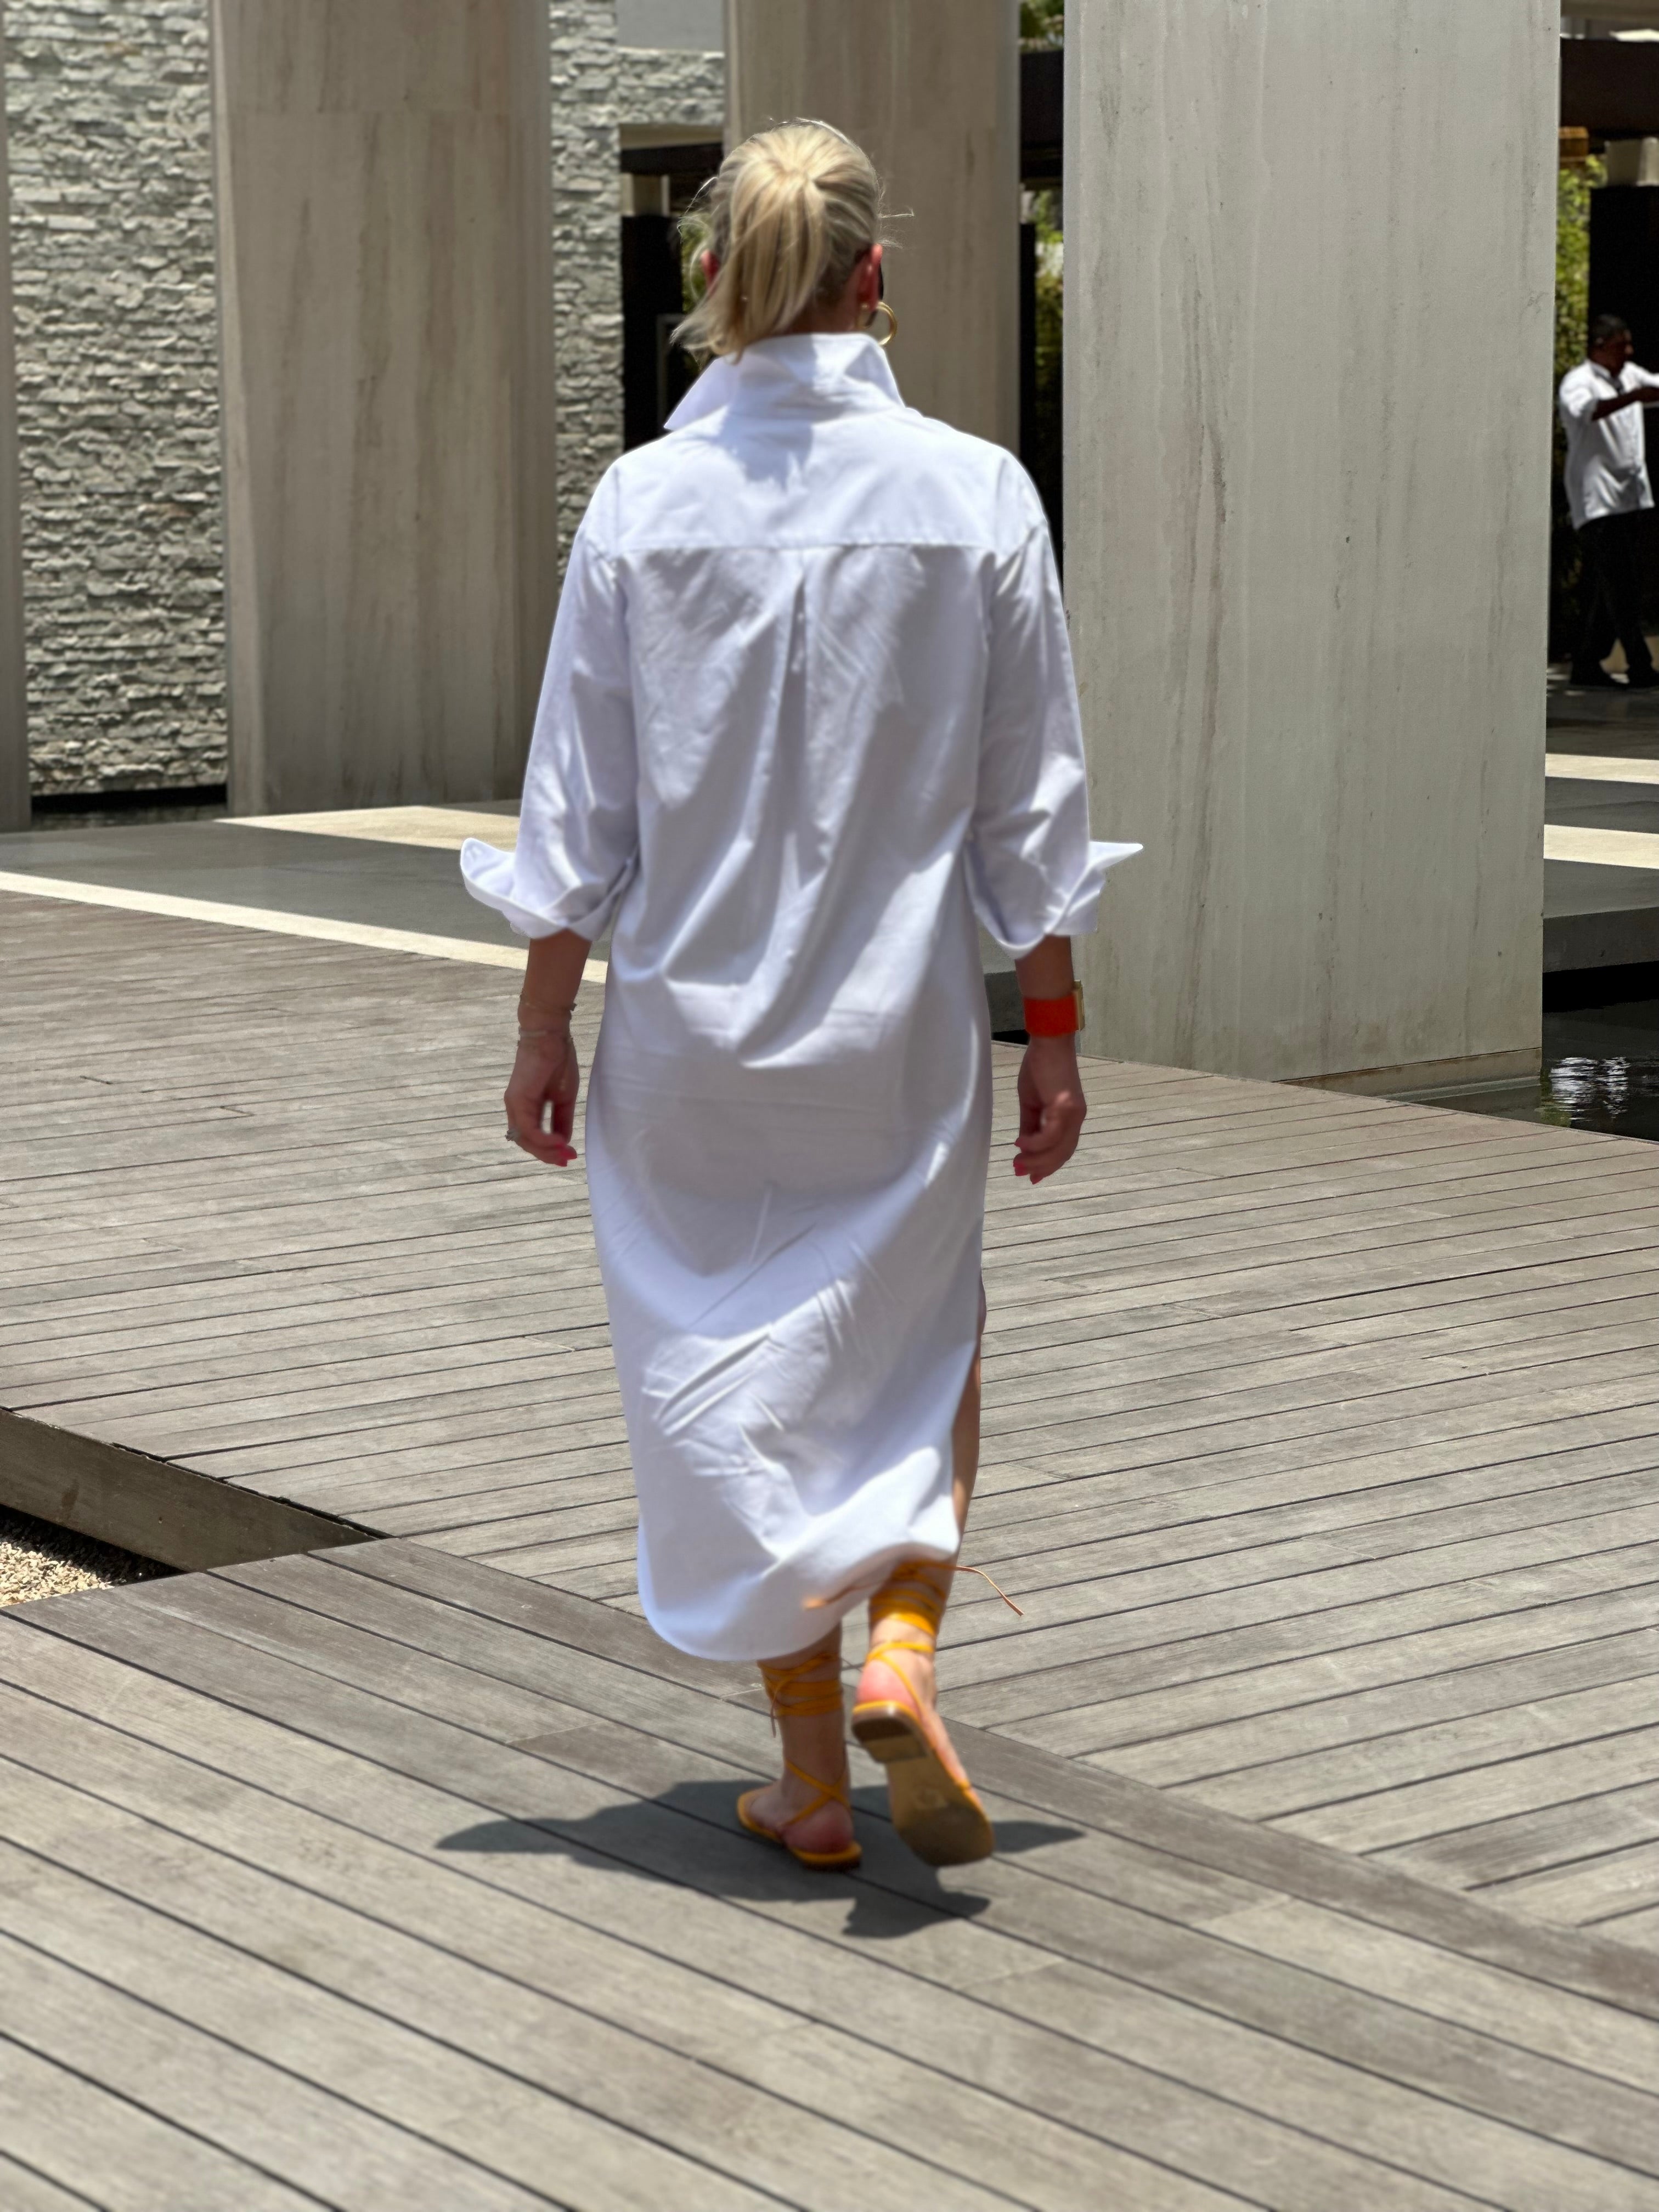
0;815;517;946
1547;680;1659;971
0;805;1024;1025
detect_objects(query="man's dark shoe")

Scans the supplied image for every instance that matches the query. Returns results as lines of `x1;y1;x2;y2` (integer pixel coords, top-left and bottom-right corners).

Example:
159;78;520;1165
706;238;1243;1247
1625;666;1659;689
1568;664;1618;687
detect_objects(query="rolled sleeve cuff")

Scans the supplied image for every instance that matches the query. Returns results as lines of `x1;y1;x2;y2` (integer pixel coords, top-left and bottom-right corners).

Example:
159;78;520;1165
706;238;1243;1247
971;839;1142;957
459;837;633;943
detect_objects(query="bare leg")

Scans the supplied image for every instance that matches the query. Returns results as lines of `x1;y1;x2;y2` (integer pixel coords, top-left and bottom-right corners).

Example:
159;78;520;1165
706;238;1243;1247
749;1293;989;1861
742;1622;856;1858
953;1276;988;1533
853;1288;992;1813
951;1337;983;1536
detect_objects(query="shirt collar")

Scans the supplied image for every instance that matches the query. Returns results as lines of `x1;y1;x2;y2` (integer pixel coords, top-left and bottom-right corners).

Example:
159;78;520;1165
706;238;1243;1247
665;332;906;432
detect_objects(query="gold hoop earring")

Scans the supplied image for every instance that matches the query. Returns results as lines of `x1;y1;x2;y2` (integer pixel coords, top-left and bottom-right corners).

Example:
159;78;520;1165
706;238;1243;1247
866;300;898;349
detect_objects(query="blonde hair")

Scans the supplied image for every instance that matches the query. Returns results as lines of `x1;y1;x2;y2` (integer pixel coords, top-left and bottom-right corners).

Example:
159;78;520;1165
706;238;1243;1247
676;120;887;360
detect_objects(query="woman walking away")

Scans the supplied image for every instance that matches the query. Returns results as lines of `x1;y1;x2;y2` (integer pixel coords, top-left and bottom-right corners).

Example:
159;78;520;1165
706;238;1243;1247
463;121;1137;1870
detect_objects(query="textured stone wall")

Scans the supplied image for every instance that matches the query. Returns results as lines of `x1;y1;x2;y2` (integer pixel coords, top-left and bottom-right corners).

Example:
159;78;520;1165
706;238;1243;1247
550;19;724;555
2;3;725;794
616;37;723;132
550;0;622;557
5;1;224;794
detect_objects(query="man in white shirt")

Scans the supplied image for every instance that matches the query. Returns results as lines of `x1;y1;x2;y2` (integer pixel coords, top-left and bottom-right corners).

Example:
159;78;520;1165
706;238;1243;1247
1559;313;1659;688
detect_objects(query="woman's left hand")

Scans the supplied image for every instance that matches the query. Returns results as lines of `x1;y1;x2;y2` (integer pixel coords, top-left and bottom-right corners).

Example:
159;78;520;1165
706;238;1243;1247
505;1029;582;1167
1013;1035;1086;1186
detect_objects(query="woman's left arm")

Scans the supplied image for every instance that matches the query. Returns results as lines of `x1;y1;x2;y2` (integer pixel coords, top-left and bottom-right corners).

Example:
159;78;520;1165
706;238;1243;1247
504;929;594;1167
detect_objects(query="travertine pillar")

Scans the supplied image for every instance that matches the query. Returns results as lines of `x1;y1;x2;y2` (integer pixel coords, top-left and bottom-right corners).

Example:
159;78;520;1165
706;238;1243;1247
1066;1;1556;1088
725;0;1019;450
210;1;560;812
0;10;27;833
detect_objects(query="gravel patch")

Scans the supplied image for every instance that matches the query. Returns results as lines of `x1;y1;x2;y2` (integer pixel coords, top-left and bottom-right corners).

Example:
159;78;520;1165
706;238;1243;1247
0;1507;171;1608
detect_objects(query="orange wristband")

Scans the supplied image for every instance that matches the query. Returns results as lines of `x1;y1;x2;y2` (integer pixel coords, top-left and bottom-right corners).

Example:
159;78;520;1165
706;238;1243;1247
1022;984;1084;1038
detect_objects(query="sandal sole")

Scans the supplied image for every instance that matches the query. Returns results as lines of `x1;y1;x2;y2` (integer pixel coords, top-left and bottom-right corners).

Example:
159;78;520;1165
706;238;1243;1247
851;1703;996;1866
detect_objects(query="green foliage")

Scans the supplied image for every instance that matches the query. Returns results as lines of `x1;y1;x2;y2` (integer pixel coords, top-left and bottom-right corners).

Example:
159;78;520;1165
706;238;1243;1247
1550;157;1604;658
1030;188;1063;390
1027;188;1064;545
1020;0;1063;48
1556;158;1600;389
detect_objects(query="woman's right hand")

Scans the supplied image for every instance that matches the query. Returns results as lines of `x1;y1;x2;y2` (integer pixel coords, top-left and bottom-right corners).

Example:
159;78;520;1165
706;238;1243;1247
1013;1035;1086;1186
505;1029;582;1167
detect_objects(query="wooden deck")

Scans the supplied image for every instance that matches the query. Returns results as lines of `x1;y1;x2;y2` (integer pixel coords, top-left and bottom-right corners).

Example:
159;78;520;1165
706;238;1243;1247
4;885;1659;2207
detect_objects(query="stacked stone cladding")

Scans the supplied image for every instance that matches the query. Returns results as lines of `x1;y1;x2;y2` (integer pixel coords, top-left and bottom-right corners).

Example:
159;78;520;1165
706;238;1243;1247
5;1;224;794
3;4;725;794
550;0;623;563
553;23;724;556
616;40;723;137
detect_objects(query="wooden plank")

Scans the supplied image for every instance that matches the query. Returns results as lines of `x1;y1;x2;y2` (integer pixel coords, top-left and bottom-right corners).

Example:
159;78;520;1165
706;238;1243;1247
0;1934;556;2211
966;1466;1659;1618
1278;1729;1659;1855
0;2038;323;2211
956;1552;1659;1729
0;1827;1013;2212
8;895;1659;2004
964;1414;1659;1550
206;1426;634;1492
974;1299;1657;1439
1104;1627;1659;1788
0;1407;367;1570
944;1715;1659;2027
348;1470;638;1537
0;1615;1331;2211
70;1555;1659;2164
494;1550;639;1596
328;1543;1659;2014
0;2153;103;2211
0;1754;1142;2212
240;1442;637;1516
0;1277;585;1366
1480;1838;1659;1928
0;1610;1628;2212
3;1312;616;1400
22;1351;624;1437
977;1251;1659;1368
1376;1784;1659;1891
1187;1677;1657;1821
943;1517;1659;1699
1191;1892;1659;2099
980;1188;1659;1311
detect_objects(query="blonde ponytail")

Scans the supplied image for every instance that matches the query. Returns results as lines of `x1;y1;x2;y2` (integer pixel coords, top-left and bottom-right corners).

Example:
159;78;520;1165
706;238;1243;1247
676;121;888;360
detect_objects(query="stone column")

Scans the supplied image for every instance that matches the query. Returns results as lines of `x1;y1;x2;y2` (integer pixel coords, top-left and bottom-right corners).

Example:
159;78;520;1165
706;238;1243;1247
725;0;1019;450
1066;1;1556;1090
0;7;27;834
210;1;560;813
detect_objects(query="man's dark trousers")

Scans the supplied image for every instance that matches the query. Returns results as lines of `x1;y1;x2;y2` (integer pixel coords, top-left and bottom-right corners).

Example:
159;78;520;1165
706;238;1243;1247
1575;511;1655;680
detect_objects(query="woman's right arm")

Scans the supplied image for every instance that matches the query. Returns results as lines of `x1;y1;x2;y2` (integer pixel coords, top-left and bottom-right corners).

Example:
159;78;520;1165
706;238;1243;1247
505;927;594;1167
460;481;640;1162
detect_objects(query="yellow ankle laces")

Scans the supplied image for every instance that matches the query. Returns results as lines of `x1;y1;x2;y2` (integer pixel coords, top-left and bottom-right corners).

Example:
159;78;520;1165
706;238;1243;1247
757;1642;850;1818
862;1560;1022;1722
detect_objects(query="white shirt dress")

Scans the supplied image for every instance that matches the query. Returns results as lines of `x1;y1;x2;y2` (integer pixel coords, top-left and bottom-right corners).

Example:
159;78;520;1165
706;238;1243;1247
463;332;1136;1662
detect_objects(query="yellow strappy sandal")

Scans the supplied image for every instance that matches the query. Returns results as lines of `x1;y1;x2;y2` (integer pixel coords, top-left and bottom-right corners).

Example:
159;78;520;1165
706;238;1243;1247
736;1641;862;1872
851;1560;997;1867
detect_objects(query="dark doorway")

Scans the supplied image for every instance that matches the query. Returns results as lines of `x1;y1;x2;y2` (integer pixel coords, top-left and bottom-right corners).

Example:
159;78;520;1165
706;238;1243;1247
622;212;698;450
